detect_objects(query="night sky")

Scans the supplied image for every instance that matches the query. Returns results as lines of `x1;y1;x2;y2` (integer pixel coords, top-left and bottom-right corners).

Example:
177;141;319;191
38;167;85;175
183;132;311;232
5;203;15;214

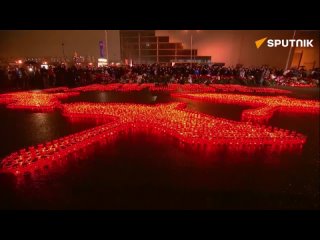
1;30;318;69
0;30;105;58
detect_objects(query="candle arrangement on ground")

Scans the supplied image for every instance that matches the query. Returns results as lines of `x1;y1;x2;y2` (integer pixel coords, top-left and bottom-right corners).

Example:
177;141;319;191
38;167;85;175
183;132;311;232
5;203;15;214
35;83;292;95
210;84;291;94
1;102;307;175
70;84;121;92
0;91;80;112
76;83;291;94
116;83;149;92
42;87;70;93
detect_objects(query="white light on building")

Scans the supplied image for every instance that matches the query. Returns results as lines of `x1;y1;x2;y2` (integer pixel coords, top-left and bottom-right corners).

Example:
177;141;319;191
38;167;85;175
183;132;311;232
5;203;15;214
98;58;108;67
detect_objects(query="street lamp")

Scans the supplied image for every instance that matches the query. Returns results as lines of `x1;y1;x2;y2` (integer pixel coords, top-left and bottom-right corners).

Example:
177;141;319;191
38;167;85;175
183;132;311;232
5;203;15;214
190;33;193;67
61;42;66;63
105;30;109;63
184;30;200;68
285;30;297;71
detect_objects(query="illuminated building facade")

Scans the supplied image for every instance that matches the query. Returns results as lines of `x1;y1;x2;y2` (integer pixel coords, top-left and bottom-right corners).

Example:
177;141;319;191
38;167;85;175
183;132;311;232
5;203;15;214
120;30;211;64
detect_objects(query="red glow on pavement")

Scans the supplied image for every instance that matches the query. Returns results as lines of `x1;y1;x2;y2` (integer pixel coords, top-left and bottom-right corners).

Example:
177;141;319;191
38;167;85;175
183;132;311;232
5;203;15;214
172;93;319;123
1;102;306;175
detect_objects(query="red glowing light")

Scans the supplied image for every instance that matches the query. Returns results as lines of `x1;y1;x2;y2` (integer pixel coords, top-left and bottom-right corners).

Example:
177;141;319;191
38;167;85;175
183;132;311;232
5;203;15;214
288;83;316;88
42;87;70;93
116;84;148;92
63;83;291;94
146;84;179;92
209;84;291;94
70;84;121;92
0;91;79;112
1;102;306;175
158;83;291;94
172;93;319;123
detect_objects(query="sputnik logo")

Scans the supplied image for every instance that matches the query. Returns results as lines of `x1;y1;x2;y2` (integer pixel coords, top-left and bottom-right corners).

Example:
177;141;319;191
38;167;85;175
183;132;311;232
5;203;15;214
255;37;314;49
0;102;306;175
255;37;268;49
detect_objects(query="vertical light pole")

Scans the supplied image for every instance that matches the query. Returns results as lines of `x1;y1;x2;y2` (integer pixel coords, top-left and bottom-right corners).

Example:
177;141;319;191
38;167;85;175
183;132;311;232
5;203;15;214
285;30;297;71
61;42;66;63
105;30;109;63
138;32;141;64
184;30;200;68
175;43;177;62
156;36;159;64
190;33;193;68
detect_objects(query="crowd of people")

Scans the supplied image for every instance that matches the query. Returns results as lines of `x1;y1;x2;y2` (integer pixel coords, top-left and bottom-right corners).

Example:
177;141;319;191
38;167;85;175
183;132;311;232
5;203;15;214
0;63;319;91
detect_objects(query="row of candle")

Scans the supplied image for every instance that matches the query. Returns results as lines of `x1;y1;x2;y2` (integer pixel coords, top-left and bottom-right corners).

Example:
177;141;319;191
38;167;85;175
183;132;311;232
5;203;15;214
42;87;70;93
115;84;148;92
43;83;291;94
210;84;291;94
70;84;121;92
0;91;80;112
0;92;60;111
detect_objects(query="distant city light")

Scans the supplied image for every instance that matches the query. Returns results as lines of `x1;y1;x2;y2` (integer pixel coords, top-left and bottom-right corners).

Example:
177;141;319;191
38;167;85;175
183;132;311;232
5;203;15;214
98;58;107;63
97;58;108;67
41;64;48;69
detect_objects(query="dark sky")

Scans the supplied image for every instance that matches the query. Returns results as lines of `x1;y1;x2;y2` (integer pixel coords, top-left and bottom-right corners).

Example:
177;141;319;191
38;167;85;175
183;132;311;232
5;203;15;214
0;30;105;58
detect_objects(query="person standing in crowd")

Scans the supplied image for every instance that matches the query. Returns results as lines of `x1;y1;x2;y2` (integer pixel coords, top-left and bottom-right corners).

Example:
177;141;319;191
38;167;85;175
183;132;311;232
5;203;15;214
240;68;245;79
21;67;28;89
86;67;93;84
0;66;6;89
48;66;55;87
40;66;48;89
11;68;18;89
15;67;23;89
0;62;319;90
34;68;42;89
27;67;35;89
260;67;267;86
